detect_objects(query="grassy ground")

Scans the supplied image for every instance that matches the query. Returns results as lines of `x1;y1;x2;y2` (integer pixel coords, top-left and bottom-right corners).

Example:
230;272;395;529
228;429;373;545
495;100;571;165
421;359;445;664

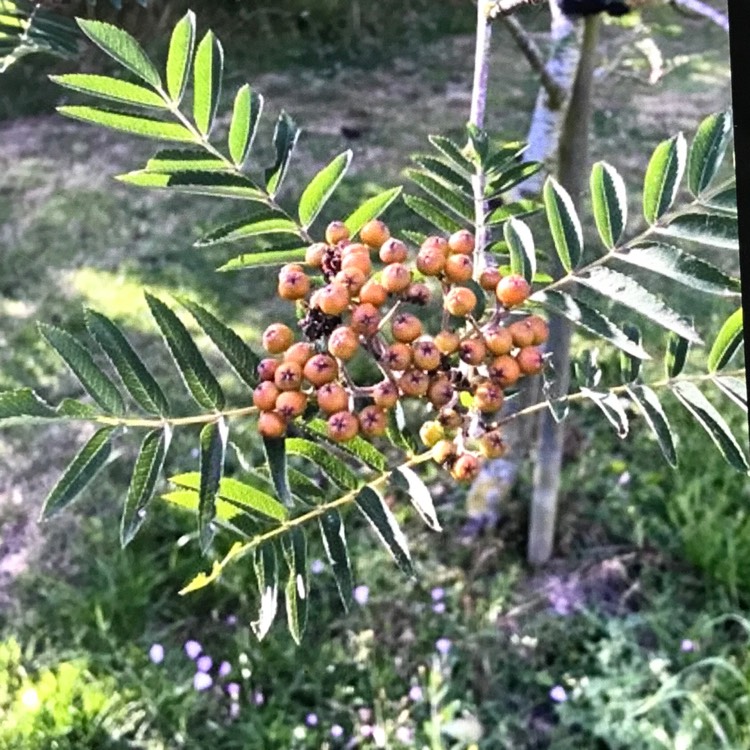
1;2;747;748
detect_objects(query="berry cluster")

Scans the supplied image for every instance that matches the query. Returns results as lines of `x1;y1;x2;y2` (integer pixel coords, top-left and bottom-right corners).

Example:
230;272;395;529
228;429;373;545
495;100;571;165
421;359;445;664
253;218;549;481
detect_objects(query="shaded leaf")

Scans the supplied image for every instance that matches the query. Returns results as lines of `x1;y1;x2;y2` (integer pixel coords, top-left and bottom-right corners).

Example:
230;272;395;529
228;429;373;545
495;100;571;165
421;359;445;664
264;111;299;197
58;106;193;141
145;293;225;410
165;10;195;103
543;177;582;272
406;169;474;222
626;385;677;467
77;18;160;87
671;381;748;471
319;510;353;611
485;198;542;226
299;150;352;228
51;74;166;108
486;161;543;197
299;418;387;471
286;467;325;504
355;485;413;577
619;324;642;383
263;436;291;507
344;186;402;236
688;111;732;195
665;333;690;379
712;376;747;413
85;309;169;415
286;437;359;491
118;169;265;200
403;194;462;234
643;132;687;223
580;388;629;438
394;465;441;531
576;267;701;342
386;400;418;453
504;217;536;284
590;161;627;248
40;427;116;519
412;154;472;194
656;212;738;250
218;248;307;271
282;529;308;644
198;418;228;553
0;388;56;423
228;84;263;167
703;185;736;213
178;298;260;388
121;426;170;546
708;308;743;372
145;149;227;172
38;323;124;415
252;544;279;640
428;134;473;174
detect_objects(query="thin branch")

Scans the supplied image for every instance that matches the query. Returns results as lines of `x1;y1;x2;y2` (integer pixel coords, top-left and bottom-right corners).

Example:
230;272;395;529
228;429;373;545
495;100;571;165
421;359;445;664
488;0;546;17
95;405;258;429
499;15;567;107
671;0;729;31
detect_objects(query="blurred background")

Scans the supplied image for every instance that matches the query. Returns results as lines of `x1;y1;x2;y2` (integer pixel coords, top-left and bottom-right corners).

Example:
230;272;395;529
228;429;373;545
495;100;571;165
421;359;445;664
1;1;747;748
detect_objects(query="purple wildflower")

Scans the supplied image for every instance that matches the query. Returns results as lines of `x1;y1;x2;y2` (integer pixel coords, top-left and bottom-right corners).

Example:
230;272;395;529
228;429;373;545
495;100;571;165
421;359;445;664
408;685;423;702
229;701;240;719
310;559;325;574
549;685;568;703
226;615;238;626
431;587;445;601
197;655;213;673
148;644;164;664
184;640;202;659
395;726;413;744
193;672;213;691
226;682;241;700
305;712;319;727
432;602;446;614
253;690;265;706
353;585;370;606
435;637;452;655
330;724;344;739
218;660;231;677
681;639;696;652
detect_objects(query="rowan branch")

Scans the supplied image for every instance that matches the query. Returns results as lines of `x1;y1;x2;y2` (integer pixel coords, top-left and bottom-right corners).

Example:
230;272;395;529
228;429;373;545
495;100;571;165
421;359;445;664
670;0;729;31
487;0;547;18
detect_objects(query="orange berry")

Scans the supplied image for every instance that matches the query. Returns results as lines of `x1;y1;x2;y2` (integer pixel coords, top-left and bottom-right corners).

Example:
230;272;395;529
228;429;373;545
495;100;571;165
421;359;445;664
496;274;531;308
416;247;446;276
335;267;367;295
360;219;391;249
274;361;303;391
459;338;487;366
303;354;339;386
435;330;460;355
444;254;473;284
451;453;480;482
359;405;387;437
327;410;359;442
516;346;544;375
474;381;504;413
305;242;328;268
342;242;371;256
253;381;280;411
448;229;475;255
527;315;549;345
484;326;514;356
341;251;372;277
391;313;423;343
350;303;380;336
257;358;279;382
359;279;388;307
258;411;287;439
428;376;454;407
381;263;412;294
284;342;315;367
325;221;350;245
278;274;309;301
412;338;441;371
379;238;408;264
405;283;431;306
398;369;430;398
432;439;457;465
262;323;294;354
479;430;508;459
488;355;521;388
508;319;535;348
420;236;449;256
275;390;308;419
317;283;350;316
479;267;502;290
373;380;399;409
383;342;412;370
444;287;477;317
328;326;360;360
316;382;349;414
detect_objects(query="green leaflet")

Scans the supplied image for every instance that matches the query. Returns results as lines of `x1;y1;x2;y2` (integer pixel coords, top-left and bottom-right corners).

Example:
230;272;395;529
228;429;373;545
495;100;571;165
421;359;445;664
165;10;195;104
618;324;642;383
643;133;687;224
85;309;169;415
403;194;463;234
406;169;475;222
355;485;413;577
263;436;291;507
282;529;308;644
192;30;223;136
590;161;627;248
344;186;402;236
264;111;299;198
58;106;193;142
177;298;260;388
580;388;629;438
145;293;225;410
485;198;542;226
412;155;472;194
38;323;124;415
198;418;228;553
121;426;170;546
0;388;57;423
665;333;690;379
670;381;749;472
195;213;301;246
298;150;352;228
319;510;353;611
299;418;387;472
145;149;228;172
285;437;360;491
394;465;441;531
50;74;167;108
656;212;738;250
252;544;279;640
486;161;542;197
688;111;732;196
427;134;474;175
228;84;263;167
708;308;743;372
712;376;747;413
40;427;116;519
218;249;308;271
576;267;701;343
626;385;677;467
543;177;582;273
117;170;266;201
77;19;161;88
504;217;536;284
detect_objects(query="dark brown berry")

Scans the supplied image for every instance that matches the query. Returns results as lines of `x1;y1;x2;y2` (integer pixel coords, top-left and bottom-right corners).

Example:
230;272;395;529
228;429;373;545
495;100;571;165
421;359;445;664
350;303;380;336
398;369;430;397
459;338;486;366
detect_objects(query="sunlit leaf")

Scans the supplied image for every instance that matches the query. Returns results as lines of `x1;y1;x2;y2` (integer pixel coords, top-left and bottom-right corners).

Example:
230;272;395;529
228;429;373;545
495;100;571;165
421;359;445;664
344;186;403;236
626;385;677;467
688;111;732;195
298;150;352;228
708;308;743;372
643;132;687;223
656;212;738;250
166;10;195;103
51;74;167;108
590;161;627;248
286;437;360;491
192;29;223;136
543;177;582;272
58;106;193;141
228;84;263;167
